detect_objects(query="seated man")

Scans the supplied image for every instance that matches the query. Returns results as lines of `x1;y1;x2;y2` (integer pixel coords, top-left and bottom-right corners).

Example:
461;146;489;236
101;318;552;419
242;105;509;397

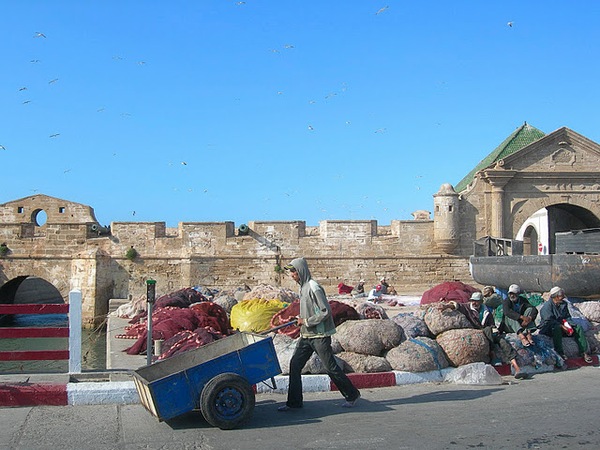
367;284;384;303
538;286;592;363
351;279;366;298
442;291;529;379
379;277;389;294
500;284;537;347
482;286;503;309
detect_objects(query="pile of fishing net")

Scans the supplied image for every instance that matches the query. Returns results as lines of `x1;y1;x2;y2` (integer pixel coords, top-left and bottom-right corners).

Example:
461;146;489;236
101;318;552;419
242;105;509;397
269;300;360;339
272;333;347;375
423;303;473;335
355;302;389;320
574;300;600;323
391;312;431;338
242;283;298;303
119;302;231;356
436;328;490;366
334;319;404;356
420;281;479;306
385;337;450;372
113;295;147;319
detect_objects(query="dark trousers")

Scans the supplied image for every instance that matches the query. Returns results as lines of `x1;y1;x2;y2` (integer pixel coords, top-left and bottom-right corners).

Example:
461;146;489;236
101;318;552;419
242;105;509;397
287;336;360;408
483;327;517;362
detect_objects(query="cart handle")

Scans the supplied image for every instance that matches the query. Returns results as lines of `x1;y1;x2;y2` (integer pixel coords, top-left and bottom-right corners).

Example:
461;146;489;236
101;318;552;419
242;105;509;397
259;319;298;335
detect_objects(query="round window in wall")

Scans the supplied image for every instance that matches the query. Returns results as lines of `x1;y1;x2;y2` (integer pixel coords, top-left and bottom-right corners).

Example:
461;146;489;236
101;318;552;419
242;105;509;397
32;209;48;226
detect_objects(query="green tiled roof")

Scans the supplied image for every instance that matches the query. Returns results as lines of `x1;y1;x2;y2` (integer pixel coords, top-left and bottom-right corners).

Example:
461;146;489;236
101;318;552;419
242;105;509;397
455;122;546;193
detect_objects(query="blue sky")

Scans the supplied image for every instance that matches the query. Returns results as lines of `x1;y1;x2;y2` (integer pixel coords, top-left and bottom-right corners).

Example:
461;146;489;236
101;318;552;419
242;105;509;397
2;1;600;227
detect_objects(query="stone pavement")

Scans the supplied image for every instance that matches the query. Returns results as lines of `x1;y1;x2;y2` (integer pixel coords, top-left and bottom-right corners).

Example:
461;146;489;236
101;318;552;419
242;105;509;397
1;300;598;407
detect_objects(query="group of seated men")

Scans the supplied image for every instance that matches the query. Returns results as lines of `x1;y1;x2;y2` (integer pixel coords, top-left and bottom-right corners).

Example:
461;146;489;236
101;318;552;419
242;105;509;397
442;283;593;379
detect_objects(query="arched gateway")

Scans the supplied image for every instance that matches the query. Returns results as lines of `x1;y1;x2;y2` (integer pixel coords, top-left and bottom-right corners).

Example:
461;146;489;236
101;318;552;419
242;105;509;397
462;124;600;295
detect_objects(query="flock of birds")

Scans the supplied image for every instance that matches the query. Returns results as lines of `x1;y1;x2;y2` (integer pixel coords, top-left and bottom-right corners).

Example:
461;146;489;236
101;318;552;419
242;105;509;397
2;6;516;224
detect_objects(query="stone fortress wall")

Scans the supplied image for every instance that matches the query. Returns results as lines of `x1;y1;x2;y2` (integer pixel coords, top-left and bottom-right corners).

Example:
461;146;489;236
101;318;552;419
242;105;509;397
0;194;470;325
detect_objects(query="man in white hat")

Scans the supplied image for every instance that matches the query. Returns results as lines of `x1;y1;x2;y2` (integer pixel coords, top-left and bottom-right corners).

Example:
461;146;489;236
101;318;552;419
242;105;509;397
538;286;593;364
378;276;397;295
500;284;537;347
379;277;389;294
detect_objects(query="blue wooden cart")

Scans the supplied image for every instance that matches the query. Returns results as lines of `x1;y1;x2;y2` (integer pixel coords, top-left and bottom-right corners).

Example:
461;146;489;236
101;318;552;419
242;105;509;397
133;331;282;429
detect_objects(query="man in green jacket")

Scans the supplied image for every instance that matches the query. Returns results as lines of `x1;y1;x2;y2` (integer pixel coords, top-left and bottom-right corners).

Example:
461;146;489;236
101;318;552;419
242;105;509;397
278;257;360;411
539;286;592;364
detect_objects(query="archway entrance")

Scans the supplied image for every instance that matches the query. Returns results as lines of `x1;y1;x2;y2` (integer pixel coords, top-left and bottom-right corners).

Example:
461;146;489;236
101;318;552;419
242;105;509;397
517;204;600;254
0;276;64;305
547;204;600;253
522;225;539;255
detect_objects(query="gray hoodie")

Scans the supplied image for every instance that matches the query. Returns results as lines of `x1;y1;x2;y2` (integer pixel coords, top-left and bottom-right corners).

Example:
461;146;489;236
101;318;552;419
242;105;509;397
287;257;336;338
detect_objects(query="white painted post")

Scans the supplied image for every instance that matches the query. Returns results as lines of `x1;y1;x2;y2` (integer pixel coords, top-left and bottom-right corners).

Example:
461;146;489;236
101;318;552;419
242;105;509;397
69;290;82;374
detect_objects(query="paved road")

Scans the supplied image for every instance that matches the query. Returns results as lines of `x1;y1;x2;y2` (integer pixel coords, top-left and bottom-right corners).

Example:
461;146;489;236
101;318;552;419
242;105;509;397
1;366;599;450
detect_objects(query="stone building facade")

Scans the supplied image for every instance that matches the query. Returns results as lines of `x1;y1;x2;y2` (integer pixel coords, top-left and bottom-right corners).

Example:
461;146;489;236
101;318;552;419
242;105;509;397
1;124;599;325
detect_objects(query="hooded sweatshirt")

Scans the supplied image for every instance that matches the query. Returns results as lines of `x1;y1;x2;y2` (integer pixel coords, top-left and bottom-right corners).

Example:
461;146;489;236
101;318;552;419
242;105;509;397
287;257;336;338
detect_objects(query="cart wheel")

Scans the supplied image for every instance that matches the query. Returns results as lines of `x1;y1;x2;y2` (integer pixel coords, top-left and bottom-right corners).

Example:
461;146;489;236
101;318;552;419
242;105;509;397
200;373;255;430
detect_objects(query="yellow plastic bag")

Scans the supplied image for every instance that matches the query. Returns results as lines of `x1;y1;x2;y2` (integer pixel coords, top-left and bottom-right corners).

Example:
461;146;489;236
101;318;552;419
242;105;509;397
230;298;287;332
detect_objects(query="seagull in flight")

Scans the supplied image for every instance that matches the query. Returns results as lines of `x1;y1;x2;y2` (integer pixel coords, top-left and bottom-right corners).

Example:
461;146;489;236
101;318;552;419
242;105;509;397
308;125;314;131
375;6;389;15
34;32;46;38
48;78;59;84
22;100;32;104
507;21;513;27
19;87;27;91
0;145;6;150
49;133;60;138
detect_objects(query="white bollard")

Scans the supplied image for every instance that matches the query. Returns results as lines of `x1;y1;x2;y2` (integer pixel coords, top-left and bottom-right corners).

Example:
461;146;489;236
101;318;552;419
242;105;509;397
68;290;82;374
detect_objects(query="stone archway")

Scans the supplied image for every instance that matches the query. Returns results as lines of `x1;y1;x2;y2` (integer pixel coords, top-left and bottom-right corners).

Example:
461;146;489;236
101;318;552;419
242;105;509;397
512;200;600;254
0;276;64;305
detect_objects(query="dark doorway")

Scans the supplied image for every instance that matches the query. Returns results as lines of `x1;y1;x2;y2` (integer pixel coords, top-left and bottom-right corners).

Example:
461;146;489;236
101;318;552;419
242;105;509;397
547;204;600;253
522;225;539;255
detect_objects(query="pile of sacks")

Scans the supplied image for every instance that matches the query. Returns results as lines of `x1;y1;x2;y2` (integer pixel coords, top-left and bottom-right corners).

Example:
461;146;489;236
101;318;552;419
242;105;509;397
115;283;600;375
269;286;600;375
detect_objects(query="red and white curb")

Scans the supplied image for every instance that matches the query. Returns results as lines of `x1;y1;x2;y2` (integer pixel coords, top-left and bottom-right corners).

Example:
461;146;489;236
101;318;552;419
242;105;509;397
1;356;596;407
